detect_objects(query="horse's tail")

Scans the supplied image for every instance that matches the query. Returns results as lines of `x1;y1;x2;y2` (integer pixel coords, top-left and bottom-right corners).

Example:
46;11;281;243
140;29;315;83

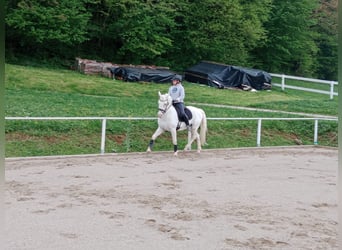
200;109;207;146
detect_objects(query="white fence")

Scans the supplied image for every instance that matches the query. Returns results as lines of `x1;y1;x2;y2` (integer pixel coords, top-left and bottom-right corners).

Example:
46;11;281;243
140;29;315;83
5;116;338;154
270;73;338;99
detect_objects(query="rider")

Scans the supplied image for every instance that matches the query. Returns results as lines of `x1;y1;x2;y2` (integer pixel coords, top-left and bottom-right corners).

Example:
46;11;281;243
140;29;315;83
168;75;191;130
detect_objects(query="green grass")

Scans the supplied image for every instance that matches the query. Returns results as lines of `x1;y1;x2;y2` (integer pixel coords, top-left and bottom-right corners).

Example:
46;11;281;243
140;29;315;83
5;63;338;157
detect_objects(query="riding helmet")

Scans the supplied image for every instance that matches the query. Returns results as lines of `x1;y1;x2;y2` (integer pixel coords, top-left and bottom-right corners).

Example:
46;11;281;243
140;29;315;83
172;75;182;82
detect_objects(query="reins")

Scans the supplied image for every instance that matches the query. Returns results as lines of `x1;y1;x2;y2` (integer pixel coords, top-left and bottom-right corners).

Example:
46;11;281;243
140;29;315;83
158;98;172;115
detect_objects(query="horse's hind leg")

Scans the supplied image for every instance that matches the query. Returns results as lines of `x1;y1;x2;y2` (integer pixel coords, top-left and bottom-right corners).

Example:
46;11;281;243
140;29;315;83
184;129;201;152
195;131;202;153
186;131;192;150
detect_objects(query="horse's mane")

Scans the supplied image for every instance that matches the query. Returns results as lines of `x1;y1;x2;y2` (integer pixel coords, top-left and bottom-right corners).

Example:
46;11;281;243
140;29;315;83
159;93;172;103
159;93;168;99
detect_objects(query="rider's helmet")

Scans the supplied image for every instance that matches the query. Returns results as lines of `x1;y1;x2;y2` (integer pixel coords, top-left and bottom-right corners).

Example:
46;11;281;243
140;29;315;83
172;75;182;82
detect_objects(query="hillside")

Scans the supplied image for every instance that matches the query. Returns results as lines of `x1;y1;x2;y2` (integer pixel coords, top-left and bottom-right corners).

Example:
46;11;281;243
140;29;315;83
5;64;338;157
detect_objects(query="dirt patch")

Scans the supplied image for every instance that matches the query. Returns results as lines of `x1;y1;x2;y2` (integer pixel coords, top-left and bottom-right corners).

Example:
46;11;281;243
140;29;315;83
107;134;126;144
6;132;69;143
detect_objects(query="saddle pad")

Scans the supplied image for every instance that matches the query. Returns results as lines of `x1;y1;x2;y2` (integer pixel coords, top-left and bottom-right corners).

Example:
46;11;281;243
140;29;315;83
185;107;193;120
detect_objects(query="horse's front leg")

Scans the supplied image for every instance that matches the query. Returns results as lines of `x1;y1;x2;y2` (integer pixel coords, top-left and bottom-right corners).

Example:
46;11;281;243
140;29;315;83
147;127;164;152
170;129;178;156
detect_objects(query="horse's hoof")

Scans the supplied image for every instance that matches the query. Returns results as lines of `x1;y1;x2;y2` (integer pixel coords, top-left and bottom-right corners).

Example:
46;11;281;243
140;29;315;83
146;148;151;153
173;151;178;156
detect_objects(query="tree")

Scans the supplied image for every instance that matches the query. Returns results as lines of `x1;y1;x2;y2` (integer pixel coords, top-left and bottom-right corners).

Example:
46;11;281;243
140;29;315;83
6;0;91;59
312;0;338;80
5;0;337;79
115;0;176;65
255;0;319;76
167;0;272;71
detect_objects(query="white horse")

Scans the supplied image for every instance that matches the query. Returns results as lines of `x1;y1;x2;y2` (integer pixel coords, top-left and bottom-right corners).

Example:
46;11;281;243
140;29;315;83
147;91;207;156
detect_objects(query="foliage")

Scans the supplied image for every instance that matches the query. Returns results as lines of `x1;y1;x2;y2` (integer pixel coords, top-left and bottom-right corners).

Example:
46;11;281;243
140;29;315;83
254;0;319;76
5;0;91;59
5;0;338;78
169;0;248;69
82;0;176;64
312;0;338;80
157;0;272;70
114;0;175;65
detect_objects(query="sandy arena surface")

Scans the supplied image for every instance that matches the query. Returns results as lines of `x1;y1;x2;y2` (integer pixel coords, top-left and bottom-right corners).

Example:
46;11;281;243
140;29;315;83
5;146;338;250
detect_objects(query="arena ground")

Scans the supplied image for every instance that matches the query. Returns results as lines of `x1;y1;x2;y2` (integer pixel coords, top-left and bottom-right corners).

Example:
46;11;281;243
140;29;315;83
5;146;338;249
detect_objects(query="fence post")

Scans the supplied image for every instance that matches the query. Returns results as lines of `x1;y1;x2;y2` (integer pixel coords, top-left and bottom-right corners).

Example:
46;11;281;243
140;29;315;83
281;74;285;91
100;118;107;154
314;119;318;145
257;119;262;147
329;81;334;100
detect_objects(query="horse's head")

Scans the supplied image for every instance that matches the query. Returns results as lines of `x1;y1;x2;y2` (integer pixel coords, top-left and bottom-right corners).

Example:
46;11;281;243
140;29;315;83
157;91;172;117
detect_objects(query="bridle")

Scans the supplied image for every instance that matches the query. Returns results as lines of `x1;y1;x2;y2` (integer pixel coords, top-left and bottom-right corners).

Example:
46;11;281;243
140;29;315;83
158;96;172;116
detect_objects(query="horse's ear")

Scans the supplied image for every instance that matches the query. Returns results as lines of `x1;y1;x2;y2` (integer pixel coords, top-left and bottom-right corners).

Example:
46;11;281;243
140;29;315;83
158;91;161;97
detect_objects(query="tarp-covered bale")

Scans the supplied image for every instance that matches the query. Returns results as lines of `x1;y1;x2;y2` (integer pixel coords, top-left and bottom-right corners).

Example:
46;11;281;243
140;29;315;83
108;66;176;83
184;61;272;90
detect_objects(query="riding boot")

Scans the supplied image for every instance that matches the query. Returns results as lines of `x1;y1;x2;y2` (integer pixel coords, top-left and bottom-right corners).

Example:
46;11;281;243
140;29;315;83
182;111;191;130
186;118;192;130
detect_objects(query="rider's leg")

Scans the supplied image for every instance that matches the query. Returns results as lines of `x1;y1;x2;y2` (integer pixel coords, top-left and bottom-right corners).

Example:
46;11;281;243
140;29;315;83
178;103;190;127
174;102;191;129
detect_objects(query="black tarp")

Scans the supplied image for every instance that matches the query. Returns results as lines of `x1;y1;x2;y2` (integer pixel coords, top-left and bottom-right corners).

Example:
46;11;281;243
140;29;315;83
108;66;176;83
184;61;272;90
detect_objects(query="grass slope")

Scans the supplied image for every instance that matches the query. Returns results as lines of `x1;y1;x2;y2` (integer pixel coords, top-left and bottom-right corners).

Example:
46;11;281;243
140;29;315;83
5;64;338;157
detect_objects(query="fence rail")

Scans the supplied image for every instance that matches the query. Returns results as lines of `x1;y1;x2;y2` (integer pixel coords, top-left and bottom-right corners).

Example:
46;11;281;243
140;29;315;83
5;116;338;155
270;73;338;99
